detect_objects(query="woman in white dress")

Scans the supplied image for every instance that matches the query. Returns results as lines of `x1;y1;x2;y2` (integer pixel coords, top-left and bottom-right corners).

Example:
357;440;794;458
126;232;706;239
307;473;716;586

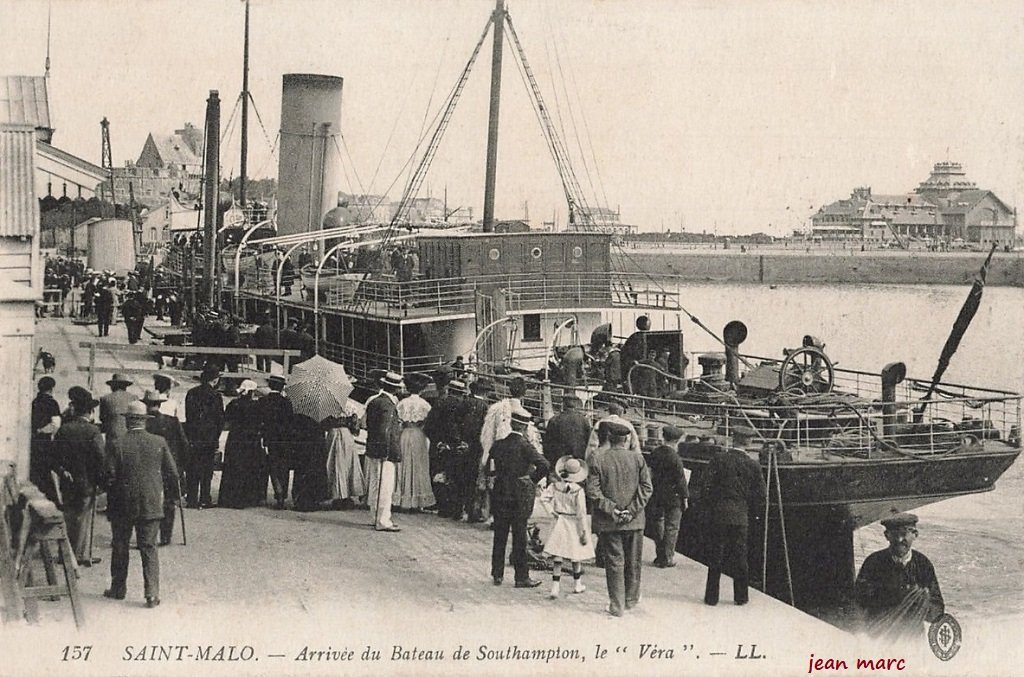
325;403;365;508
394;379;435;511
539;456;595;598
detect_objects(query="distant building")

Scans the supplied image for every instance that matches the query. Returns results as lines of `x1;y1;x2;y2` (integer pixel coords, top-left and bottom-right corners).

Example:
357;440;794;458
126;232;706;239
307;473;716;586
106;123;204;204
1;75;105;201
567;205;638;235
811;162;1016;246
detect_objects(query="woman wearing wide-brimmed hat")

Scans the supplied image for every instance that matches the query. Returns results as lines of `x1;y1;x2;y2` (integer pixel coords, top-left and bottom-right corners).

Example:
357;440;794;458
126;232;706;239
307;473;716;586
538;455;595;598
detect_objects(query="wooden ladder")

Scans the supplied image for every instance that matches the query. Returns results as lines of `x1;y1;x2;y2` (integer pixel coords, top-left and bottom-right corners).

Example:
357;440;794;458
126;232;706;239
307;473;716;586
9;484;85;629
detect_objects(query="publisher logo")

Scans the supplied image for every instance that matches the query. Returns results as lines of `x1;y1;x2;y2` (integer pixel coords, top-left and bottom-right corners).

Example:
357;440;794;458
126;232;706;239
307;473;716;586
928;613;961;662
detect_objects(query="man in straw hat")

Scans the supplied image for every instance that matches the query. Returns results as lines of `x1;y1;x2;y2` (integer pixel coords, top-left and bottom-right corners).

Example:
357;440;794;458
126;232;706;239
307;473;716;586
855;512;945;640
142;390;188;545
586;420;652;616
100;373;139;449
701;426;766;607
183;365;224;509
52;387;105;565
104;400;178;608
364;371;404;532
487;408;549;588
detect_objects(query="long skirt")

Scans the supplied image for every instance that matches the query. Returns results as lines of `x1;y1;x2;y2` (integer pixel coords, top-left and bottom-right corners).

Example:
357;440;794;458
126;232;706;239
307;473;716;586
326;427;365;500
393;426;435;509
218;435;267;508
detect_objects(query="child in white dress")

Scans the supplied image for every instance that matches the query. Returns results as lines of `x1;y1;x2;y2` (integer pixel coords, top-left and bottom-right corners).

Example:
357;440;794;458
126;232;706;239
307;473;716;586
539;456;595;598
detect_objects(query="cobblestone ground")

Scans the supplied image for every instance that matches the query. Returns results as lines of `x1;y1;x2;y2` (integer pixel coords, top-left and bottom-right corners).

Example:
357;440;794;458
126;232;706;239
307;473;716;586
10;318;997;677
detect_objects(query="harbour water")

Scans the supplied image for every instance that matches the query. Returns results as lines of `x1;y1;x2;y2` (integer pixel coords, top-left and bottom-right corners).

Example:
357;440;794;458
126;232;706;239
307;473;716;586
625;281;1024;628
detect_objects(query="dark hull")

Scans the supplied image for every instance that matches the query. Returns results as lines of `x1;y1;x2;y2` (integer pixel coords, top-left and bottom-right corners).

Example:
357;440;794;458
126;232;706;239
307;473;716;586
678;443;1021;612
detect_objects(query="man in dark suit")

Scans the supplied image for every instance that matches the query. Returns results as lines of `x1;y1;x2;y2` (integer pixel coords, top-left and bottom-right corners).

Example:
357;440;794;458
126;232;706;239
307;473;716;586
423;378;466;518
52;388;106;564
258;375;295;509
542;395;592;467
183;365;224;509
121;291;146;344
701;428;767;606
586;421;653;616
104;401;178;608
143;390;188;545
456;380;490;522
488;409;549;588
30;376;62;502
646;425;687;568
364;372;403;532
95;281;114;337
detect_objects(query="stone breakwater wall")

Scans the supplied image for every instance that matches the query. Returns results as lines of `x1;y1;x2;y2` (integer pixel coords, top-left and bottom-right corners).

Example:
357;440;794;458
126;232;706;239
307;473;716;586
617;250;1024;287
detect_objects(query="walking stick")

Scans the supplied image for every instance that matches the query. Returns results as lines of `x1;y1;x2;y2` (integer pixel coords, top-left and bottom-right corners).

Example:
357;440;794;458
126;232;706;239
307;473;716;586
177;475;187;546
87;489;99;564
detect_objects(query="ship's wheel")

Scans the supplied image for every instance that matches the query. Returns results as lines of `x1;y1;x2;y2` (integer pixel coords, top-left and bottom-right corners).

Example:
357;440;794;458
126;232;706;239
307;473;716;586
779;346;835;395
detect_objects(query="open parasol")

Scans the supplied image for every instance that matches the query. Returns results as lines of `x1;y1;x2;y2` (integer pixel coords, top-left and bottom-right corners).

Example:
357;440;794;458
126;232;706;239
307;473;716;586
285;355;354;422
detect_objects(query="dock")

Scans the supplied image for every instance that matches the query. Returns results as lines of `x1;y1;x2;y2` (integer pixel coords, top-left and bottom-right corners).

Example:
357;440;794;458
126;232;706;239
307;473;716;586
2;317;1015;676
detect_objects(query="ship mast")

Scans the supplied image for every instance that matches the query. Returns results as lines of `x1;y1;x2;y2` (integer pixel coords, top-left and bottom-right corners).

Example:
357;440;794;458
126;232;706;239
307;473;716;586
239;0;250;209
482;0;506;233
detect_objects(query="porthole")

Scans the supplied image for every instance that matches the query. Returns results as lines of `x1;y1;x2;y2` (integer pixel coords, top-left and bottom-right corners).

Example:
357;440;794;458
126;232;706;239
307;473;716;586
488;248;500;261
531;247;542;259
572;245;583;258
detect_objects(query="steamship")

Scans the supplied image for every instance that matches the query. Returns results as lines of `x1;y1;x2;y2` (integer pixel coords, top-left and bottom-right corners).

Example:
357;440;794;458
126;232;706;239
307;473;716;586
165;0;1021;614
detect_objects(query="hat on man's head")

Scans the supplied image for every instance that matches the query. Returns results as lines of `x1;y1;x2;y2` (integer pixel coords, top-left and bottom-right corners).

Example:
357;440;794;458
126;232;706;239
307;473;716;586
37;376;56;392
447;379;468;395
153;373;176;391
68;386;99;410
237;379;258;394
511;408;532;425
562;395;582;408
380;371;404;390
469;379;491;395
662;425;684;442
555;456;588;483
605;421;631;439
880;513;918;530
106;372;133;387
124;400;151;420
142;389;167;405
199;364;221;382
268;375;286;391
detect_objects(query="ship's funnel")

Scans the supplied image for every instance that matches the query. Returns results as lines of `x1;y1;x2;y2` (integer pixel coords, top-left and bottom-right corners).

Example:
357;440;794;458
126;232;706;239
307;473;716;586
276;74;344;240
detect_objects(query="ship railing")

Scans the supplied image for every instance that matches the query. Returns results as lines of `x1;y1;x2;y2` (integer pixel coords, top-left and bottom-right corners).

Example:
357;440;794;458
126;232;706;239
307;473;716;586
238;271;678;316
317;339;444;380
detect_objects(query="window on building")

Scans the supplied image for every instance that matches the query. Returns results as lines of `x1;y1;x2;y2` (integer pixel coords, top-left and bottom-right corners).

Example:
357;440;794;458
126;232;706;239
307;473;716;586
522;314;542;342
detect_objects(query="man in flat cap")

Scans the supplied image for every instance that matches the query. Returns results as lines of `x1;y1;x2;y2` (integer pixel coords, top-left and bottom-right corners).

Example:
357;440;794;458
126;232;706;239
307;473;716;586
701;427;766;606
646;425;688;568
488;409;549;588
855;512;945;641
143;390;188;545
586;420;652;616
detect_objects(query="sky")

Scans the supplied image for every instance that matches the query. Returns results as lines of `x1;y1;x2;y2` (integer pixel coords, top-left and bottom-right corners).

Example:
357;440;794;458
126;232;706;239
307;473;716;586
2;0;1022;235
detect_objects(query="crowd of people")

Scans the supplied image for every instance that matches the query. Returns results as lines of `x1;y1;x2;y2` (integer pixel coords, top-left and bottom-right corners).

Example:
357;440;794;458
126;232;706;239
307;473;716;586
29;356;944;631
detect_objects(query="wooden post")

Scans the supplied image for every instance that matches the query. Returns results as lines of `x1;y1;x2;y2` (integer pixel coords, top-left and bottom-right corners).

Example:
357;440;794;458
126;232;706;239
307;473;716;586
87;343;96;392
